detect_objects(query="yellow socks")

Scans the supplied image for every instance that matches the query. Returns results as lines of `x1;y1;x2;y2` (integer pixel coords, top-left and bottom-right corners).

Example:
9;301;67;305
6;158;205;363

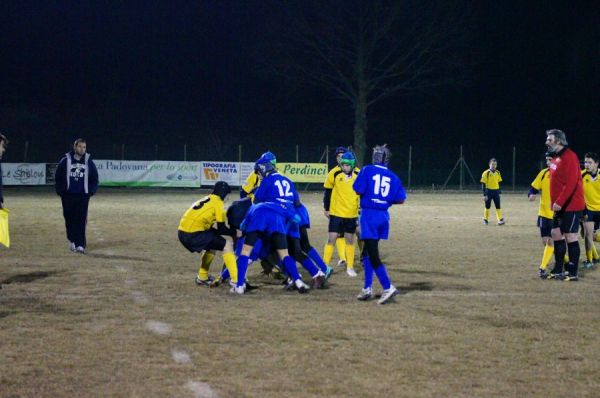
540;245;554;270
336;238;346;262
223;252;238;283
592;245;599;260
345;243;355;269
323;243;334;265
483;209;490;221
495;209;503;221
197;251;215;280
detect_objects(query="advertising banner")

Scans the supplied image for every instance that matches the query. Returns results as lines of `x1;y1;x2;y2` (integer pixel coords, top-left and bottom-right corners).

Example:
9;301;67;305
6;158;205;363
277;162;327;183
1;163;47;185
200;161;242;186
96;160;202;187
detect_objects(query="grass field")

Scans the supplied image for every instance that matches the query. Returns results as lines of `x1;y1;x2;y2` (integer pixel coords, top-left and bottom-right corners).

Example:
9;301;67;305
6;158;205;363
1;188;599;397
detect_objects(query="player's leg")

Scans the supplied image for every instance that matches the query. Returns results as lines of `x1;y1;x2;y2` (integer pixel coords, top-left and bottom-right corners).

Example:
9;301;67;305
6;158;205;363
357;243;374;301
335;236;347;265
274;234;309;293
234;231;258;292
563;211;582;281
300;227;331;277
323;216;341;265
538;217;554;277
493;192;504;225
583;217;595;269
289;236;324;288
344;229;357;277
483;196;492;225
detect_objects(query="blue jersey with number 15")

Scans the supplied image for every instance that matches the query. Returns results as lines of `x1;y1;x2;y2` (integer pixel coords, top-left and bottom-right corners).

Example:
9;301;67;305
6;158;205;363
353;164;406;210
253;172;299;205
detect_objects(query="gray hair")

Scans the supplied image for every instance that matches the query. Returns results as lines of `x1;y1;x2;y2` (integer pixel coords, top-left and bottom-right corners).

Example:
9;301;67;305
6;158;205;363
546;129;568;146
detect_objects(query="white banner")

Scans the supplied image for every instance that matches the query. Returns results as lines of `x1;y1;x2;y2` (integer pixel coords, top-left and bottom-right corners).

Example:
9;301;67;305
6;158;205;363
96;160;202;187
200;161;244;186
2;163;47;185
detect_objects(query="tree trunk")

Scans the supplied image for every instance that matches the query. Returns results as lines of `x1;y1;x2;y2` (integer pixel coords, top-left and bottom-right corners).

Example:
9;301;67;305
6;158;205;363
353;91;368;167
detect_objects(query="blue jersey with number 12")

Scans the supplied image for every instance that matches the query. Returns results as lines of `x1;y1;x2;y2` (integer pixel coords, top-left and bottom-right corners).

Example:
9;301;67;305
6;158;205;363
253;172;299;205
353;164;406;210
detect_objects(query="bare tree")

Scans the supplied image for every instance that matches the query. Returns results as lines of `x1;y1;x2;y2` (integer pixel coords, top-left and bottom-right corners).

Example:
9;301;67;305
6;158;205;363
263;0;473;165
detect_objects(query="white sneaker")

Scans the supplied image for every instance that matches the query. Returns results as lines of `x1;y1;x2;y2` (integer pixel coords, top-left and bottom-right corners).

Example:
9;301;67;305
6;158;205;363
69;242;76;252
378;286;399;304
356;287;373;301
346;268;358;277
294;279;310;294
75;246;85;254
229;285;245;295
337;260;347;268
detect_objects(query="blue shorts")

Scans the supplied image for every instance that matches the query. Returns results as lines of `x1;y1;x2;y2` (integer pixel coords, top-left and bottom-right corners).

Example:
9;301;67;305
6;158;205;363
537;216;552;238
583;209;600;224
359;208;390;240
242;203;295;236
296;204;311;228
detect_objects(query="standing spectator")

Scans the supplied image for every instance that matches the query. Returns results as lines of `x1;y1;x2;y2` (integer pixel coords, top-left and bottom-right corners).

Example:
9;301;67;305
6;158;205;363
55;138;99;254
353;144;406;304
545;129;586;281
480;158;505;225
0;133;8;209
581;152;600;268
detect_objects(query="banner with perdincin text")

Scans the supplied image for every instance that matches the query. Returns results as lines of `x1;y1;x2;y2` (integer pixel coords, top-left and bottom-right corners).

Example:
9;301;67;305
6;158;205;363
277;163;327;183
96;160;202;187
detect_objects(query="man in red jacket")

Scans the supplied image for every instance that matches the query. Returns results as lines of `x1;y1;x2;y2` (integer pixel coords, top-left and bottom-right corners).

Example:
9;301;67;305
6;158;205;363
545;129;585;281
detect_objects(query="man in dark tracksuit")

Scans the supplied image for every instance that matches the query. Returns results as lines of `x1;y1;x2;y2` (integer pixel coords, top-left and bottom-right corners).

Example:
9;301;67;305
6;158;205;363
55;138;99;254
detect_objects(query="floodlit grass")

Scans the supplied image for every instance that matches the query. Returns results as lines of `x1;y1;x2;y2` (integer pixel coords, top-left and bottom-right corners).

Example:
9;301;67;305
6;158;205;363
1;188;599;397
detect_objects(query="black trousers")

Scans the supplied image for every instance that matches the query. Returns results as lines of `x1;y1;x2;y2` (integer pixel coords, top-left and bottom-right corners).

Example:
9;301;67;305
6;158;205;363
61;194;90;248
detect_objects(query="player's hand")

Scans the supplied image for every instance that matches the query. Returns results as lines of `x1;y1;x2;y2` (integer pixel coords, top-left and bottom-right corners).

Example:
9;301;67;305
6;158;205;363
483;196;488;201
324;210;330;219
528;194;536;202
552;203;562;211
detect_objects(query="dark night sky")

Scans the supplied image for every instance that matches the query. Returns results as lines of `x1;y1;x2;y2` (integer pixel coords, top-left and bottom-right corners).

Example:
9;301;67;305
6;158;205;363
0;1;598;164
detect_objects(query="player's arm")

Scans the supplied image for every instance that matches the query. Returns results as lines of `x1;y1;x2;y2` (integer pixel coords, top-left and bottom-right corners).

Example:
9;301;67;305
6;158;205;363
352;170;366;195
392;178;407;204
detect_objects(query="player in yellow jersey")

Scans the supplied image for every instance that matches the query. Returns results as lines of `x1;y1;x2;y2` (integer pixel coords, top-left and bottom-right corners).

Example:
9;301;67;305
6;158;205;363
528;153;555;278
323;146;351;267
581;152;600;269
177;181;238;286
323;151;361;277
481;158;505;225
240;168;260;201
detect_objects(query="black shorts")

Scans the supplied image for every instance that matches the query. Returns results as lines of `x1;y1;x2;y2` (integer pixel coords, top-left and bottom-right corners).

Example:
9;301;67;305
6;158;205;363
178;229;226;253
328;215;357;234
583;209;600;224
537;216;552;238
552;211;582;234
245;231;288;251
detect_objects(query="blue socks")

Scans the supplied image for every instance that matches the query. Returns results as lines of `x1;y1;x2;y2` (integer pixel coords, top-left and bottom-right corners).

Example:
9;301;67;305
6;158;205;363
301;258;319;277
281;256;301;281
236;255;249;288
373;263;391;290
363;256;374;289
308;247;328;273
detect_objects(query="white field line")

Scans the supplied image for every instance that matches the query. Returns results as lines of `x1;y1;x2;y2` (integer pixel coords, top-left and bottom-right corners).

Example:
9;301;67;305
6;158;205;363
115;265;129;272
171;349;192;364
145;320;172;335
131;290;149;305
184;381;219;398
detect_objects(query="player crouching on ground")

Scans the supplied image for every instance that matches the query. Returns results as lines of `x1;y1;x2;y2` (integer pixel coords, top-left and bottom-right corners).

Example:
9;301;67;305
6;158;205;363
177;181;238;286
353;144;406;304
581;152;600;269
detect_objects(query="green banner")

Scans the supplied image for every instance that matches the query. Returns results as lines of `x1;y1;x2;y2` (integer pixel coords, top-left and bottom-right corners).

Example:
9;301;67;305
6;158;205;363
278;163;327;183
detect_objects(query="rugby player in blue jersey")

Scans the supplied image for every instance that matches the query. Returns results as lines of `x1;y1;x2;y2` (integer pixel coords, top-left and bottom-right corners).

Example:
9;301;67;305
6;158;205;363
232;152;310;294
353;144;406;304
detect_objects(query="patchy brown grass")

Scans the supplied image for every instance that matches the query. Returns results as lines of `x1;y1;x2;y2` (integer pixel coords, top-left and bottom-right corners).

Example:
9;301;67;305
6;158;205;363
1;188;599;397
